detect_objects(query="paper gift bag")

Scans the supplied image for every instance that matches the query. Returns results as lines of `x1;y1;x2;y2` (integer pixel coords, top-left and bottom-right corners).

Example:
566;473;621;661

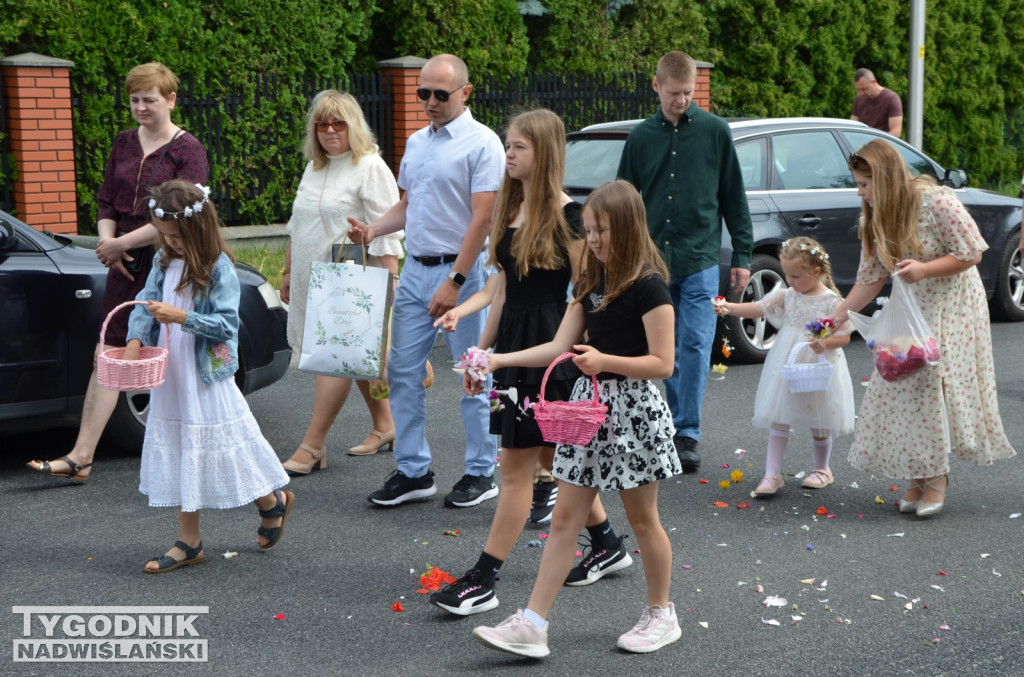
298;261;394;379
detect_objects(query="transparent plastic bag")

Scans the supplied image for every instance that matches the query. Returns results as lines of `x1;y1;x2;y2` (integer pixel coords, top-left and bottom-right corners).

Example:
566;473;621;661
847;275;941;382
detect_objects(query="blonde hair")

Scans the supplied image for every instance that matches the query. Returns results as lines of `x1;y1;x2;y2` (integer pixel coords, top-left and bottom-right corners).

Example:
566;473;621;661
574;180;669;311
848;139;931;270
124;62;179;98
149;180;233;297
488;109;573;277
303;90;378;170
656;51;697;83
779;236;842;299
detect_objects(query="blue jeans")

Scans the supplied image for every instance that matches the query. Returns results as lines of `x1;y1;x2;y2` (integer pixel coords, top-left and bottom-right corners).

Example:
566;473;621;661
388;255;497;479
663;265;719;441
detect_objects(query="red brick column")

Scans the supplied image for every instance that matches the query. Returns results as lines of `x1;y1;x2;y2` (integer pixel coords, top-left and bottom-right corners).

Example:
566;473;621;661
377;56;428;174
0;53;77;234
695;60;714;111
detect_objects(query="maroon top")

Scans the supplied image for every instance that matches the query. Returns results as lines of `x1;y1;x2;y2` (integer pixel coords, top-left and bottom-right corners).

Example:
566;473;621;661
852;88;903;133
97;129;209;345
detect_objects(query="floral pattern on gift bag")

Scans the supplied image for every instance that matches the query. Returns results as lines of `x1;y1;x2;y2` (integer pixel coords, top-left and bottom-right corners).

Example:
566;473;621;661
297;261;394;379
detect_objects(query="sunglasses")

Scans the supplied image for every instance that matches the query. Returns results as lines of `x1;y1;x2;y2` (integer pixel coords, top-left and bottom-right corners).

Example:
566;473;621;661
415;85;466;102
314;119;348;132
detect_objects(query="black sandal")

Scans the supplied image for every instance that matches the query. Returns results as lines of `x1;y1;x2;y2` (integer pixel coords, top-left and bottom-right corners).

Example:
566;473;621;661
28;455;93;482
257;490;295;550
144;540;204;574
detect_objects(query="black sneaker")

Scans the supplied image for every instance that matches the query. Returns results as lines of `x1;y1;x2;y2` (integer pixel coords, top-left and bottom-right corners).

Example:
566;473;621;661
528;481;558;524
675;436;701;473
368;469;436;506
564;536;633;587
429;568;499;616
444;474;499;508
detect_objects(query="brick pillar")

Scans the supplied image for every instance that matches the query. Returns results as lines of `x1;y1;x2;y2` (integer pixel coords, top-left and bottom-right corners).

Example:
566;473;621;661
377;56;429;174
694;60;714;111
0;53;77;234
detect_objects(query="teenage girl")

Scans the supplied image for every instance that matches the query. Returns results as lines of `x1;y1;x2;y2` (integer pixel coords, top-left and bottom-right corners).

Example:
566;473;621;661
429;109;631;616
123;180;294;573
713;236;855;496
472;180;682;657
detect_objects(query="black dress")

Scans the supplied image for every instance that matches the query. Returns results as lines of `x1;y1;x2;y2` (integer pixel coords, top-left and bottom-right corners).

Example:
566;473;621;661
490;202;582;448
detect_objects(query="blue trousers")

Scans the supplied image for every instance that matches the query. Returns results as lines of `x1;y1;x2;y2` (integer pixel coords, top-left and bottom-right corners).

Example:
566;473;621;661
663;265;719;441
387;255;496;479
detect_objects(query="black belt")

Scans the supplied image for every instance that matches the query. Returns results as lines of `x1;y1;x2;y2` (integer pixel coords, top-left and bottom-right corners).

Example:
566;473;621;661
412;254;458;266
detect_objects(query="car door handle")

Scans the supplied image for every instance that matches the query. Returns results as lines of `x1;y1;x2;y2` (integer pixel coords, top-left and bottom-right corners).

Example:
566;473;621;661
797;216;822;228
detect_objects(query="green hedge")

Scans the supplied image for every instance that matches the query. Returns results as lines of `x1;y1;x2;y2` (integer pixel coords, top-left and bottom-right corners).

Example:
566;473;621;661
3;0;1021;229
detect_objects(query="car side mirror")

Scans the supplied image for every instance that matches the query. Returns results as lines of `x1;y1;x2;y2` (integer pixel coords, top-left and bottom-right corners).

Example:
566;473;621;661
942;168;968;189
0;219;13;251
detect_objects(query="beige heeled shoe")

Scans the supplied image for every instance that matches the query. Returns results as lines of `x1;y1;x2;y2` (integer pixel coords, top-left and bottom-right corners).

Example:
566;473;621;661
898;479;924;514
282;444;327;475
915;475;948;517
348;429;395;456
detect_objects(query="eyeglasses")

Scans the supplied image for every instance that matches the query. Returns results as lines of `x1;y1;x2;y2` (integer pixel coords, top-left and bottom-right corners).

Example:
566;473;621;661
314;119;347;132
415;85;466;102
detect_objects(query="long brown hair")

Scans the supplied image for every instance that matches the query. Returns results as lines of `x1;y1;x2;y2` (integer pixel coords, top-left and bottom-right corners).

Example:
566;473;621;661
488;109;573;277
779;236;842;299
848;139;931;270
148;180;233;297
574;180;669;311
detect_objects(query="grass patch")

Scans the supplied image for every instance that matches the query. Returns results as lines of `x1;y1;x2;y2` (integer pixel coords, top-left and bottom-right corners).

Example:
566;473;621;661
233;241;288;289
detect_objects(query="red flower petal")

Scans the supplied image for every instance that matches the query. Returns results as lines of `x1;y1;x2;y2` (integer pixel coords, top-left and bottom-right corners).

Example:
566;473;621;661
273;613;286;620
713;501;730;508
698;479;710;484
816;506;828;515
736;501;749;509
391;602;405;612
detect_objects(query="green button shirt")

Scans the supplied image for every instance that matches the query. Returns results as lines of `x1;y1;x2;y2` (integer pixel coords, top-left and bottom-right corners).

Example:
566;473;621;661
617;104;753;277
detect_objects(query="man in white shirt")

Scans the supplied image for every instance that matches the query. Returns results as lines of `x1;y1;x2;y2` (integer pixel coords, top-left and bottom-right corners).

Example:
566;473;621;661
349;54;505;508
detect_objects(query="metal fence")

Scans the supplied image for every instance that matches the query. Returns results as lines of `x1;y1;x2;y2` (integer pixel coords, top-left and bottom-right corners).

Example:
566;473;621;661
71;72;392;226
471;71;655;134
0;75;12;214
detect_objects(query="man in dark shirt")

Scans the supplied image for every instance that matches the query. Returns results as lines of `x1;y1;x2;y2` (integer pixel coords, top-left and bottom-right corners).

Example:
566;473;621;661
851;68;903;137
618;51;753;472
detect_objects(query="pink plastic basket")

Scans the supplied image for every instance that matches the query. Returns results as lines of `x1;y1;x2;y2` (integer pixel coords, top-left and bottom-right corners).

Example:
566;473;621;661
531;352;608;445
96;300;169;391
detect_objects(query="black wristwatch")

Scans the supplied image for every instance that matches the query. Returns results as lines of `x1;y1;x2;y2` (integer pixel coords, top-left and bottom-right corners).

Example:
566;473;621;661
448;270;466;287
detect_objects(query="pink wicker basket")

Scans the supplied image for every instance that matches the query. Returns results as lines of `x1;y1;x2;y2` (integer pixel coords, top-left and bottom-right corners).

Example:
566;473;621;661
96;300;169;391
531;352;608;445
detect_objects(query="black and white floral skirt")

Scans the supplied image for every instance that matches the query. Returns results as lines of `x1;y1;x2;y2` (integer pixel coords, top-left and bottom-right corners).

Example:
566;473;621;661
552;376;680;491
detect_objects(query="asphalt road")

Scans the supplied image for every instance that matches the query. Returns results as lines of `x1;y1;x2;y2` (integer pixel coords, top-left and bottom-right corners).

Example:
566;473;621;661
4;323;1024;676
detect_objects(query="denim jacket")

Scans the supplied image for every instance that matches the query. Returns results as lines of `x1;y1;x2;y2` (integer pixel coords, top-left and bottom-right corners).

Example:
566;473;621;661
127;251;240;386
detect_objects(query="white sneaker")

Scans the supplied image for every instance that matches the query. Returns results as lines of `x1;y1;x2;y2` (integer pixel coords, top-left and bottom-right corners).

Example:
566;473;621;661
616;603;682;653
473;610;550;658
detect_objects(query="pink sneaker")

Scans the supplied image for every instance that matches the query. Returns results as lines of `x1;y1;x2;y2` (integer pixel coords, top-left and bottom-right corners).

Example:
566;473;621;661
616;604;682;653
473;610;550;658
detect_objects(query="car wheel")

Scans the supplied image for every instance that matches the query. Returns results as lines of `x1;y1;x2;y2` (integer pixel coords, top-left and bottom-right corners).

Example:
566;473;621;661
990;234;1024;321
723;253;787;363
102;390;151;453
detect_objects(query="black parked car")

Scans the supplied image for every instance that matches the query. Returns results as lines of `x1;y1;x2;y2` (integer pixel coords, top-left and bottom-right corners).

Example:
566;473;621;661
564;117;1024;362
0;210;291;451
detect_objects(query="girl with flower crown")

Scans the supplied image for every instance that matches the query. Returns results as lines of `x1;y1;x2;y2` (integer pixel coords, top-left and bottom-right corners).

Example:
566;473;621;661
121;180;293;573
714;236;855;497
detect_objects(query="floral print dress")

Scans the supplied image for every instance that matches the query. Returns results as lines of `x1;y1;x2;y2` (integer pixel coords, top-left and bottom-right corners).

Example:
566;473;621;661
848;185;1016;479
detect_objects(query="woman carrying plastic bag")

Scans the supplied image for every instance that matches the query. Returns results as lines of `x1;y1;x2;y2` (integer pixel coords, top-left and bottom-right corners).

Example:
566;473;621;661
829;140;1014;518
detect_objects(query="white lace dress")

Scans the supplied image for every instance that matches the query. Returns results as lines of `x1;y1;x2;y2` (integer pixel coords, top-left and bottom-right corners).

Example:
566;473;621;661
751;287;855;434
139;260;290;511
285;150;402;351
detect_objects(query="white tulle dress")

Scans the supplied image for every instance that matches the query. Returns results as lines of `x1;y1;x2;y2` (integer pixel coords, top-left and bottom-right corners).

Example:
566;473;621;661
139;260;290;512
751;287;855;434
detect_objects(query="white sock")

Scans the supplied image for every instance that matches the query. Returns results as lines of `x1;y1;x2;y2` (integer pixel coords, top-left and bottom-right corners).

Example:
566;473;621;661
650;605;672;618
522;608;547;630
765;427;790;476
812;435;832;470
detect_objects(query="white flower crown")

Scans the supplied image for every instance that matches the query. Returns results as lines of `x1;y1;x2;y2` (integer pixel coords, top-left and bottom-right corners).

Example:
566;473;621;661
149;184;211;220
780;238;830;261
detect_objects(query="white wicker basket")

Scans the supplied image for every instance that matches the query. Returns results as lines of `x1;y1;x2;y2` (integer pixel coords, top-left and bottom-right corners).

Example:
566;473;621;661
781;341;833;393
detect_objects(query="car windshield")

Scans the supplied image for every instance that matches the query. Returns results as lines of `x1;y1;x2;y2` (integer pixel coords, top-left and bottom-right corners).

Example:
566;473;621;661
564;137;627;191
